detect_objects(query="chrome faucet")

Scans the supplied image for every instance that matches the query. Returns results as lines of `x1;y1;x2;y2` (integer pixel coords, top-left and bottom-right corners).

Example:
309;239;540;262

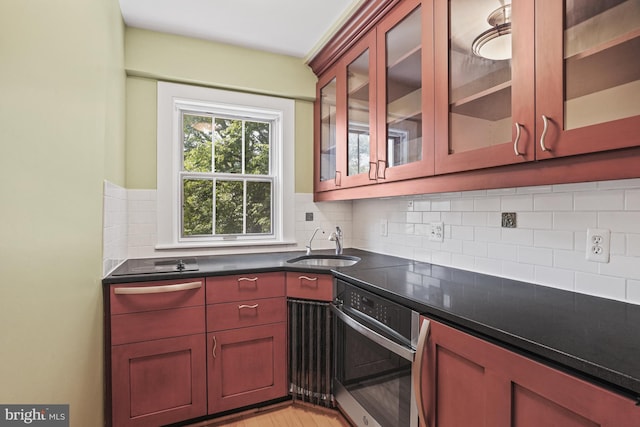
306;227;324;255
329;226;343;255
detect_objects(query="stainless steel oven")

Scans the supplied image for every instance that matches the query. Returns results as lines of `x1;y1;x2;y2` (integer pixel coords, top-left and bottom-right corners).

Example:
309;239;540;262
332;279;419;427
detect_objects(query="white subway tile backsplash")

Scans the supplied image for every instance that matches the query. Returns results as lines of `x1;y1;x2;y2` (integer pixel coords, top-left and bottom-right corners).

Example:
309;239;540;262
534;266;575;291
534;193;574;211
474;197;501;212
625;189;640;210
575;272;627;301
627;280;640;304
598;212;640;233
517;212;553;229
518;246;553;266
501;195;533;212
553;212;597;230
108;179;640;305
574;191;624;211
533;230;574;249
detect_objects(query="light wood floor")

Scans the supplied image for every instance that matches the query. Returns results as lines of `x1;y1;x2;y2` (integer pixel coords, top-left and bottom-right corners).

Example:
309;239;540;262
188;402;352;427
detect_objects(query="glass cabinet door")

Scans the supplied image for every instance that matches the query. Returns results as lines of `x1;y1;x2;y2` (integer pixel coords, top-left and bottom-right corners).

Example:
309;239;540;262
434;0;535;174
315;71;339;191
377;0;434;181
343;31;377;187
536;0;640;158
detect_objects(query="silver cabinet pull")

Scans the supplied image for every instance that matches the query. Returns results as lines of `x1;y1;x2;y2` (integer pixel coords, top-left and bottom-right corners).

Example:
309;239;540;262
334;170;342;187
114;281;201;295
377;160;386;179
514;122;523;156
238;304;259;309
212;336;217;359
298;276;318;282
237;277;258;286
540;115;551;152
413;318;431;427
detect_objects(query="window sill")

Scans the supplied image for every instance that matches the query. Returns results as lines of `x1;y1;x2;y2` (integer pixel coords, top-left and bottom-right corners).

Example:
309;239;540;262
155;240;299;250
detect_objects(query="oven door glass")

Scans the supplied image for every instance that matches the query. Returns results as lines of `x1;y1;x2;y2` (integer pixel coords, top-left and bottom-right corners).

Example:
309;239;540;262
335;310;414;427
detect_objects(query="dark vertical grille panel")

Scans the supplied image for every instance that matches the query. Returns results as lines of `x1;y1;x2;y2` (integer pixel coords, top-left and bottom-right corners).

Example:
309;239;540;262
288;299;334;407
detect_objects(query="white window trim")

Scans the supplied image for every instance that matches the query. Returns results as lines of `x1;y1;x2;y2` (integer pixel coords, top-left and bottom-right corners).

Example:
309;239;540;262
156;82;296;249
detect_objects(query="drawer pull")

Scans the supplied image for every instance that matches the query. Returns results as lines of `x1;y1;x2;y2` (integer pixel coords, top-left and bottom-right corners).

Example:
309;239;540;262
298;276;318;282
114;281;201;295
212;336;217;359
237;277;258;284
238;304;259;310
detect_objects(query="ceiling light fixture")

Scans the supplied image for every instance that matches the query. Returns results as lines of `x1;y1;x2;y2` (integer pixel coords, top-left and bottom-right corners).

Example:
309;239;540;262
472;4;512;61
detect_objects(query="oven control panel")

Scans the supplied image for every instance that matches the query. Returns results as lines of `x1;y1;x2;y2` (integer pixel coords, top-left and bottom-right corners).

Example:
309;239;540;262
350;293;390;325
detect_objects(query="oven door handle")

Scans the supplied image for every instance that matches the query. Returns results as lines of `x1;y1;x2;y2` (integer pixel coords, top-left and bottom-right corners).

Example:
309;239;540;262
331;304;415;361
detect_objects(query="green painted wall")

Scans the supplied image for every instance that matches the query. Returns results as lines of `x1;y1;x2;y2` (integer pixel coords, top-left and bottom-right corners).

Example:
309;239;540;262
0;1;125;425
124;28;316;193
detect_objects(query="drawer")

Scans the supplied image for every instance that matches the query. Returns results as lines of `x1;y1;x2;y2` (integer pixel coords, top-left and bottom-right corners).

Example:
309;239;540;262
110;278;205;315
207;297;286;332
286;272;333;302
206;272;285;304
111;306;205;345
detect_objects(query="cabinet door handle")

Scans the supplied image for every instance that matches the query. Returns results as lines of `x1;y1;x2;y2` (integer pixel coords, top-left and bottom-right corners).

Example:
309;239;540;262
335;170;342;187
513;122;523;156
113;281;201;295
238;304;259;309
413;318;431;427
540;115;551;152
377;160;386;179
368;162;378;180
298;276;318;282
212;336;217;359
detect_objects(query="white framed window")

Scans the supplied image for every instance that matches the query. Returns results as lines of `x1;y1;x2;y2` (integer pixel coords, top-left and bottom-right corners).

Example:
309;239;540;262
157;82;295;249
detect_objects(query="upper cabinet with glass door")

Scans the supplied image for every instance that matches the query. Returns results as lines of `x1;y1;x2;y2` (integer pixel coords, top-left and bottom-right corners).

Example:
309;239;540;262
535;0;640;158
377;0;434;181
434;0;535;174
315;66;340;192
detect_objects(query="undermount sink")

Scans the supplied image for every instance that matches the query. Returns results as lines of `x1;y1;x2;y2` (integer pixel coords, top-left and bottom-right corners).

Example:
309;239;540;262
286;254;361;267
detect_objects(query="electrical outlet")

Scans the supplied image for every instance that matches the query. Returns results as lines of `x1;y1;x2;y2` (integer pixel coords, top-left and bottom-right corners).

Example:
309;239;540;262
429;222;444;242
585;228;610;263
380;219;388;237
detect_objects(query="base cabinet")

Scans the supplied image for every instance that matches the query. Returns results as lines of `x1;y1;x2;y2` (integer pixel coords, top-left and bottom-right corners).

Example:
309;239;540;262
207;324;287;413
206;273;288;414
417;318;639;427
111;334;207;427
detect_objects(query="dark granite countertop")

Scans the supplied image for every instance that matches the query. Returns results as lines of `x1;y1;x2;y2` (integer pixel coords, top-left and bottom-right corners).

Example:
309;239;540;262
103;249;640;400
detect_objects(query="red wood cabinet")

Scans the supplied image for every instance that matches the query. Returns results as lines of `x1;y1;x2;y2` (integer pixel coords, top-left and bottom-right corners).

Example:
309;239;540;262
311;0;640;200
206;273;288;414
286;271;334;302
415;317;640;427
108;278;207;427
314;0;434;194
434;0;640;174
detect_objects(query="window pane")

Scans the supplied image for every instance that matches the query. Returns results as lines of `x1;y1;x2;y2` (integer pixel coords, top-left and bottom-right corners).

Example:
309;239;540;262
183;114;212;172
215;180;243;234
214;118;242;173
182;179;213;236
246;181;272;234
245;121;270;175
